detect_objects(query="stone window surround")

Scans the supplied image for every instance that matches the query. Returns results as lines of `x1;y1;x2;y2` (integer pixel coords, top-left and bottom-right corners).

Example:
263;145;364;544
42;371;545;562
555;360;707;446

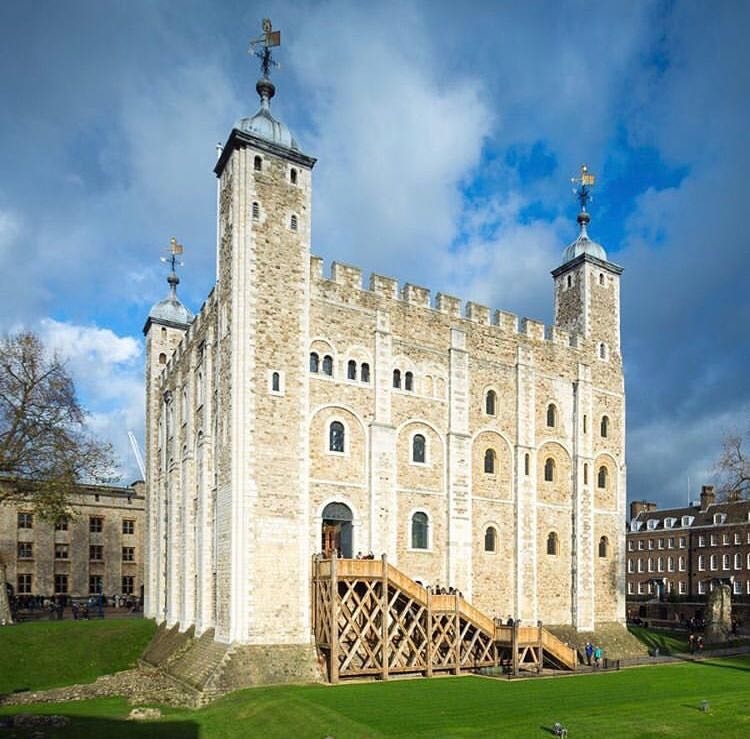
268;369;285;397
326;417;349;456
407;508;432;552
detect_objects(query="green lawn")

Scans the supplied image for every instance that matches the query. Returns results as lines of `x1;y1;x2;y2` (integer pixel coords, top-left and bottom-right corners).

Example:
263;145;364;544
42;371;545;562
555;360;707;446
2;620;749;737
0;618;156;693
2;657;750;738
628;625;690;654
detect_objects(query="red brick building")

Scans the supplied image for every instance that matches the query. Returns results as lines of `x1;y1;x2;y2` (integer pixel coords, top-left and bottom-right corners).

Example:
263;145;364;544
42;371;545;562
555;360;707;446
626;486;750;624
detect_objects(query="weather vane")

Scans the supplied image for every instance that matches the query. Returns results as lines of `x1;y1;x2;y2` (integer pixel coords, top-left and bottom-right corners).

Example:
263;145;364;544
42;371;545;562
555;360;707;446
160;237;184;274
249;18;281;79
571;164;596;212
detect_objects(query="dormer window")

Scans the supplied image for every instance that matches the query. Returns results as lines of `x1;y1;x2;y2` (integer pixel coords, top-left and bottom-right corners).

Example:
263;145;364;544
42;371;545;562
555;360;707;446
681;515;694;527
647;519;658;530
664;517;676;529
714;513;727;525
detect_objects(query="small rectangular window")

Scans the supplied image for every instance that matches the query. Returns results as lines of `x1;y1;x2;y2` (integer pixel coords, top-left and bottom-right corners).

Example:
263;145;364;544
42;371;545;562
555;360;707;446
122;547;135;562
55;543;69;560
17;542;33;559
54;574;69;594
89;517;103;533
55;518;68;531
17;574;32;594
17;512;33;529
89;545;103;561
122;520;135;535
122;576;134;595
89;575;103;595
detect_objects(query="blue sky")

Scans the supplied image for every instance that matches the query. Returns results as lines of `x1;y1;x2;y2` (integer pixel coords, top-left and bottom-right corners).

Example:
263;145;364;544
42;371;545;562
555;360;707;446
0;1;747;509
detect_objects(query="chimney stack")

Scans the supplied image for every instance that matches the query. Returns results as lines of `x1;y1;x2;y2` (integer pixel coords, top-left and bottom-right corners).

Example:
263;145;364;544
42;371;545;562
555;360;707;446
700;485;715;511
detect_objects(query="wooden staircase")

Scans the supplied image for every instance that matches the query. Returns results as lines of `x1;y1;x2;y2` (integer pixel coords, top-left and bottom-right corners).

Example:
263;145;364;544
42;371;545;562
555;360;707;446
312;556;577;682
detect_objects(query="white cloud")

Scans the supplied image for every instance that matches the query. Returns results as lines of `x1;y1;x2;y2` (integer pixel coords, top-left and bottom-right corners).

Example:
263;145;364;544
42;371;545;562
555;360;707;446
37;319;145;482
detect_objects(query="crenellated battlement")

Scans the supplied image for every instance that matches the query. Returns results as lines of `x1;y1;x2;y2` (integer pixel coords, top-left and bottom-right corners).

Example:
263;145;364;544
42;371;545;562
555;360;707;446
311;256;579;347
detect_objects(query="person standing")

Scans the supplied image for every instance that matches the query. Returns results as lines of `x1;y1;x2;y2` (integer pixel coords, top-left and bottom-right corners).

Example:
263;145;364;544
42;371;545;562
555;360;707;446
585;642;594;666
593;645;602;668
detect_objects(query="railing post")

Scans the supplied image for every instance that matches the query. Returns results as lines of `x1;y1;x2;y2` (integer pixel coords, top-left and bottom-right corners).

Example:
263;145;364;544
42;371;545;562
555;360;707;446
330;554;339;684
454;594;461;675
537;620;544;673
425;588;433;677
381;554;389;681
511;620;519;677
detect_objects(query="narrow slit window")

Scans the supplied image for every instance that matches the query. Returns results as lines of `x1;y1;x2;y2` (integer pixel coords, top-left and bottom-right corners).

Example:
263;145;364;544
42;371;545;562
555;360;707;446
322;355;333;376
544;457;555;482
484;526;497;552
329;421;345;453
600;415;609;438
547;532;559;555
485;390;496;416
393;369;401;389
405;371;414;391
484;448;496;474
254;155;262;171
347;360;356;380
309;352;319;373
361;363;370;383
290;168;298;184
546;404;557;428
597;466;608;489
290;214;298;231
271;372;280;392
412;434;426;463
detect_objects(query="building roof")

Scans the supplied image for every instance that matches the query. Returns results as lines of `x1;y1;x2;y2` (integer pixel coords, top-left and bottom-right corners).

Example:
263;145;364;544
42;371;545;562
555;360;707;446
630;498;750;532
235;77;298;151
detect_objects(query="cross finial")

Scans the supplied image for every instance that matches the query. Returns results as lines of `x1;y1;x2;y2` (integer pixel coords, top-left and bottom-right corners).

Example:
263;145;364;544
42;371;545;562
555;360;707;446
249;18;281;79
571;164;596;212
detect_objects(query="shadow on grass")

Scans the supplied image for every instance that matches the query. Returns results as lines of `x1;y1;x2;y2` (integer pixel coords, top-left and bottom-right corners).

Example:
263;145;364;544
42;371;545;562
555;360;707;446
0;714;199;738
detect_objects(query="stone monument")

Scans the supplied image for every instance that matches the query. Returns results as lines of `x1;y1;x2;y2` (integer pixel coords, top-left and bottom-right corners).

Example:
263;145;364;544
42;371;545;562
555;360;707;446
704;580;732;643
0;564;13;625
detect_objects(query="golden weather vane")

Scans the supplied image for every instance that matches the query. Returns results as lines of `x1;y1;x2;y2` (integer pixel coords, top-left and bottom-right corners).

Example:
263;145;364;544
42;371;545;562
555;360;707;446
160;237;184;273
571;164;596;211
249;18;281;78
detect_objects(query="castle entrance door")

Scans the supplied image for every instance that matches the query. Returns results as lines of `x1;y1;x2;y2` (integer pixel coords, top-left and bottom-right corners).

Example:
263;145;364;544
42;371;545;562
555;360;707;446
321;502;353;558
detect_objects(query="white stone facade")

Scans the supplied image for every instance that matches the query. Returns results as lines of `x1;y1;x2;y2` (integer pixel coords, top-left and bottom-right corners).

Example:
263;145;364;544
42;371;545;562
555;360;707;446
144;98;626;648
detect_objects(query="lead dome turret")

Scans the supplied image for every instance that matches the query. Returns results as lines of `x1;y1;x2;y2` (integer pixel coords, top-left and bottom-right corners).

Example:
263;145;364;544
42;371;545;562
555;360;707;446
145;271;193;332
235;77;298;150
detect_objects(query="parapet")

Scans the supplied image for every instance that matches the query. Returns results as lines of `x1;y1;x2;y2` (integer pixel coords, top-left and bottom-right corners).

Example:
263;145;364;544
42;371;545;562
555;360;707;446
310;255;580;348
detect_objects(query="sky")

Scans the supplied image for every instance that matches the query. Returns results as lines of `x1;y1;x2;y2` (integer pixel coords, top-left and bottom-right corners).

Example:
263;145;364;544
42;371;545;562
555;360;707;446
0;0;747;511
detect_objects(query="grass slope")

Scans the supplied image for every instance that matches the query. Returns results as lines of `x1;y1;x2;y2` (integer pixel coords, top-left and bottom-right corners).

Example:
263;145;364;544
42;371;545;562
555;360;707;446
2;657;749;738
0;619;156;693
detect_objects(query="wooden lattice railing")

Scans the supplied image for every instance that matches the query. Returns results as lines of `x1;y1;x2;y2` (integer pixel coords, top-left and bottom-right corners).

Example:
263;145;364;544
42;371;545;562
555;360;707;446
312;556;576;682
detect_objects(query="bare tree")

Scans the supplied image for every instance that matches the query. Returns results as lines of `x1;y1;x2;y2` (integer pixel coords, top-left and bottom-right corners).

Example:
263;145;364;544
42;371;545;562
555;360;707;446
0;331;116;521
715;432;750;500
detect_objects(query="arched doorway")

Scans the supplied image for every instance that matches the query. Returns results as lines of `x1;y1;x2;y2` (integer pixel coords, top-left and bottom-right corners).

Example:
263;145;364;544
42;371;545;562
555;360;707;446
321;502;353;558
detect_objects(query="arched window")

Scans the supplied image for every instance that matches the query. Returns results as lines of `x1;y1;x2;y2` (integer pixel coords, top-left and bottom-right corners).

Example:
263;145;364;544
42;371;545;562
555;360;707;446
412;434;426;463
411;512;429;550
405;371;414;391
361;363;370;383
599;273;605;286
484;448;496;474
322;355;333;376
329;421;345;453
600;416;609;438
597;466;608;489
347;360;356;380
393;369;401;389
566;274;572;288
484;526;497;552
252;201;259;220
158;352;167;365
309;352;319;373
271;372;280;392
290;168;298;184
544;457;555;482
598;536;609;558
546;403;557;428
485;390;496;416
547;531;559;555
254;155;262;171
290;214;298;231
524;453;530;476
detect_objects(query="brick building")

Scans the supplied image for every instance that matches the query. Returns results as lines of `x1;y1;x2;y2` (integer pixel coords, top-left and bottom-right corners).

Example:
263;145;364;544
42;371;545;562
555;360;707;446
143;34;627;680
626;485;750;623
0;479;145;602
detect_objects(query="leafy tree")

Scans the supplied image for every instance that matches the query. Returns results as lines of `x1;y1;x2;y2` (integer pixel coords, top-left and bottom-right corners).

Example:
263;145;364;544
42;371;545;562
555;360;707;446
715;431;750;500
0;330;116;520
